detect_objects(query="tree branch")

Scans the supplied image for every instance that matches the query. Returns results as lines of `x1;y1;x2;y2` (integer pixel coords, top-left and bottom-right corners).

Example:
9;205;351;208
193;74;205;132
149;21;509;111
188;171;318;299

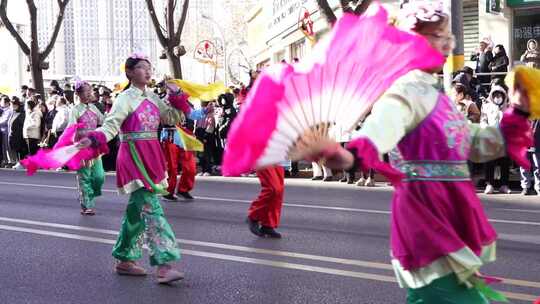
174;0;189;44
0;0;30;55
316;0;336;26
353;0;373;15
41;0;70;60
145;0;168;47
167;0;175;44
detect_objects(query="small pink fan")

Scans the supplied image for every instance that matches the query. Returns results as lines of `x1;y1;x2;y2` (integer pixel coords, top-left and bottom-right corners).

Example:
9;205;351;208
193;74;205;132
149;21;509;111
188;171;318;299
21;123;101;175
222;3;445;176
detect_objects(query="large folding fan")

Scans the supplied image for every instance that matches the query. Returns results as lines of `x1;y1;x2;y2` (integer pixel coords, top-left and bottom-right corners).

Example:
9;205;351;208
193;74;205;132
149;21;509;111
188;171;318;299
222;3;445;176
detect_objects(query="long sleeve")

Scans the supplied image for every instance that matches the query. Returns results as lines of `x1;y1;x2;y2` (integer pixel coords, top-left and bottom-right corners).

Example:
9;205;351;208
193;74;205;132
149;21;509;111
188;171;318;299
95;94;131;142
27;111;42;129
468;124;506;162
52;107;69;133
153;94;183;126
188;108;206;121
352;76;439;155
68;106;78;126
355;95;415;154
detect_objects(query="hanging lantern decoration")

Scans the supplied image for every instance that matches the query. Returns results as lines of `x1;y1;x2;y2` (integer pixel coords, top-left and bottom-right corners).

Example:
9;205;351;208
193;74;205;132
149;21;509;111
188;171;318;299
298;7;316;45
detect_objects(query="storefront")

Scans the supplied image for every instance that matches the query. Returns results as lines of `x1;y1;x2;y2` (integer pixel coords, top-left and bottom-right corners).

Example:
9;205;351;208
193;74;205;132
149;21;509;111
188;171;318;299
508;0;540;62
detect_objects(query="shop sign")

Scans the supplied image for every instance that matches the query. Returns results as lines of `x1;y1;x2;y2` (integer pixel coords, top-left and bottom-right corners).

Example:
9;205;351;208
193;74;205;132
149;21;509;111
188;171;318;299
507;0;540;7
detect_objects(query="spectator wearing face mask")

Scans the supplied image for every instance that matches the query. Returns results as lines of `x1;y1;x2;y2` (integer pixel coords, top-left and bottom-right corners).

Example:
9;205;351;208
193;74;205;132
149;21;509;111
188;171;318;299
480;85;511;194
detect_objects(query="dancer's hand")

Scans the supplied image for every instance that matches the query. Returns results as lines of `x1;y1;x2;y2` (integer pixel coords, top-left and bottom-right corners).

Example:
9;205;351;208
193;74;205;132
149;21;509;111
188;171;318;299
301;139;355;170
76;138;92;149
509;82;530;113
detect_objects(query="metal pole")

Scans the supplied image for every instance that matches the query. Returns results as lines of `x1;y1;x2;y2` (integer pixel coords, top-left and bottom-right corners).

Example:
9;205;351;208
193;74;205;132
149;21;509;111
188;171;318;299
202;14;227;85
129;0;134;53
443;0;464;93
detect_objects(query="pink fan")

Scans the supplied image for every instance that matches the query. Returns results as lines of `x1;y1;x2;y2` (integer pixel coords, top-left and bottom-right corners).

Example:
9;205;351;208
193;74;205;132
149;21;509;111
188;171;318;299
222;3;445;176
21;123;101;175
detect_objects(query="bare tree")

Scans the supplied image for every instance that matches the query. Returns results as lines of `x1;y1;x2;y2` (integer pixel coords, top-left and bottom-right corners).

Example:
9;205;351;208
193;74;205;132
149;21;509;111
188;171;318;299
0;0;71;97
145;0;189;79
317;0;373;26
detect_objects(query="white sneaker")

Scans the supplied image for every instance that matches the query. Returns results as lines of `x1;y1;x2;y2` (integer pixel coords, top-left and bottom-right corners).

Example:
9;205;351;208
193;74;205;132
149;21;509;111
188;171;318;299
196;172;203;176
356;177;366;186
202;172;211;176
484;184;495;194
499;185;511;194
12;162;24;170
364;177;375;187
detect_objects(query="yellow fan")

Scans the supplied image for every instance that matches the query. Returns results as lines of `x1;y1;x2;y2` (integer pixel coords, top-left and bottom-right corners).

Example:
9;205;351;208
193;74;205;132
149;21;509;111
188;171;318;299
166;79;229;101
0;85;14;95
505;66;540;119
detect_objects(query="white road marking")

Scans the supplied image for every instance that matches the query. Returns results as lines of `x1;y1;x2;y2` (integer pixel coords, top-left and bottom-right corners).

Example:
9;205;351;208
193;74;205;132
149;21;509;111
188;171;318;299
0;222;537;302
0;216;392;270
0;216;539;291
1;181;540;226
498;208;540;214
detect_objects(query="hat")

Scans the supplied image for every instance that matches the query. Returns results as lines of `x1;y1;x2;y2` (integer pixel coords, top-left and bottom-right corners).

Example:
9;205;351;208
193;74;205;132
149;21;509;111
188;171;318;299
505;66;540;119
480;36;493;48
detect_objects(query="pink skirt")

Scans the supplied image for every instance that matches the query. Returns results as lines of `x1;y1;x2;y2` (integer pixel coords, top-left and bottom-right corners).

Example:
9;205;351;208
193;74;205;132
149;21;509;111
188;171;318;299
390;181;497;270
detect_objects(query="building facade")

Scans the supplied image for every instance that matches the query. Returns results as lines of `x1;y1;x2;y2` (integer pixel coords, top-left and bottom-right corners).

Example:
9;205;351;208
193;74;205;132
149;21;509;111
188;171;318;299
36;0;158;85
246;0;540;72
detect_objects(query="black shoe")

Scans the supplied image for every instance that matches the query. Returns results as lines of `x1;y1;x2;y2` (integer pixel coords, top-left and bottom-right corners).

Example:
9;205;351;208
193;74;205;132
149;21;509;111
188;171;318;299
339;177;348;183
322;176;333;182
177;192;194;200
311;176;323;181
246;217;262;236
347;178;354;184
162;194;178;201
521;188;535;196
259;226;282;238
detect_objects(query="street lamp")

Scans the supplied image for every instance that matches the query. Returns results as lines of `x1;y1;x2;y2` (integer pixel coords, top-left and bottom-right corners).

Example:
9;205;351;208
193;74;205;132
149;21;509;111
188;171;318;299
201;13;227;85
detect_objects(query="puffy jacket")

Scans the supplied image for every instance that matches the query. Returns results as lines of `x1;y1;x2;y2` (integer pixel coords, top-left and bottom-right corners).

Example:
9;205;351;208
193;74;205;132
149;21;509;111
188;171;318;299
480;85;508;128
23;108;42;139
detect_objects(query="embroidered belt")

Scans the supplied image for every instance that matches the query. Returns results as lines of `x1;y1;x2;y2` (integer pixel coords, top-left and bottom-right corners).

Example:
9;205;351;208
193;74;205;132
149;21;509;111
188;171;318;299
119;131;158;142
394;160;471;182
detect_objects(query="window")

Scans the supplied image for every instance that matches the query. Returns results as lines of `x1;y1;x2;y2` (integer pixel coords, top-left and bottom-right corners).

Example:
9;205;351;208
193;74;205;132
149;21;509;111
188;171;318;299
290;38;305;61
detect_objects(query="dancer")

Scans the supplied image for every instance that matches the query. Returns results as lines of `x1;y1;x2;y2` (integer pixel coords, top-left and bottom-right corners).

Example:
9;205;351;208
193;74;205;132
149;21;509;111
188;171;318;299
69;80;105;215
78;54;193;283
306;3;533;303
161;108;206;201
246;165;285;238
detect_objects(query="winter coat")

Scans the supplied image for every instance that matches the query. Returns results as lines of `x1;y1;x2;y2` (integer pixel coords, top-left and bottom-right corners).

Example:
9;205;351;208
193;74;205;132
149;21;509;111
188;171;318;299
480;85;508;128
23;108;42;139
0;106;12;133
8;111;26;152
471;50;493;73
489;53;509;74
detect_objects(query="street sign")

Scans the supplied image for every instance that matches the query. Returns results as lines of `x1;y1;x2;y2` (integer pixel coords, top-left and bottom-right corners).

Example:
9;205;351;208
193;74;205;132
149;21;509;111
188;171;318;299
507;0;540;7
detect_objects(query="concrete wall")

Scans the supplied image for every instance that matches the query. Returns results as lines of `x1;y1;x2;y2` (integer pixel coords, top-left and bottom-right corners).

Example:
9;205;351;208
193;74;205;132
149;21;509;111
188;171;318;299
478;0;513;61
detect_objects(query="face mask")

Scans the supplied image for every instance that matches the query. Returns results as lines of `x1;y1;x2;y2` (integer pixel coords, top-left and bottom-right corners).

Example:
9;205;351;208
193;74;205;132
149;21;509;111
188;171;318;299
493;96;504;105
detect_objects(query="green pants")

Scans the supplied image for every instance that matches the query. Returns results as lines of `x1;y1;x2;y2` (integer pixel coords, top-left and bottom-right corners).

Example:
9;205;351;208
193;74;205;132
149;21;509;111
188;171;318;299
407;274;489;304
112;188;181;266
76;158;105;209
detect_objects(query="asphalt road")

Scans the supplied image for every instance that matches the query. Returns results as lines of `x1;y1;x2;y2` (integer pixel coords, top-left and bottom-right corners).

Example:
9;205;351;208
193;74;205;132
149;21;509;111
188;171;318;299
0;169;539;304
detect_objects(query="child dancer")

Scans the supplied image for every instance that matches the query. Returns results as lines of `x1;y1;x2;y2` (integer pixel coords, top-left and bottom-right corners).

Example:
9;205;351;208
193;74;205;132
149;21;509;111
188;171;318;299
78;54;194;283
308;2;534;302
246;165;285;238
69;80;105;215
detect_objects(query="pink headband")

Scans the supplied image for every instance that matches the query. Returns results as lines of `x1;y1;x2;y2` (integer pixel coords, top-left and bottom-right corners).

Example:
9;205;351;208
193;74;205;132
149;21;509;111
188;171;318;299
399;1;447;31
129;52;149;60
74;78;89;91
